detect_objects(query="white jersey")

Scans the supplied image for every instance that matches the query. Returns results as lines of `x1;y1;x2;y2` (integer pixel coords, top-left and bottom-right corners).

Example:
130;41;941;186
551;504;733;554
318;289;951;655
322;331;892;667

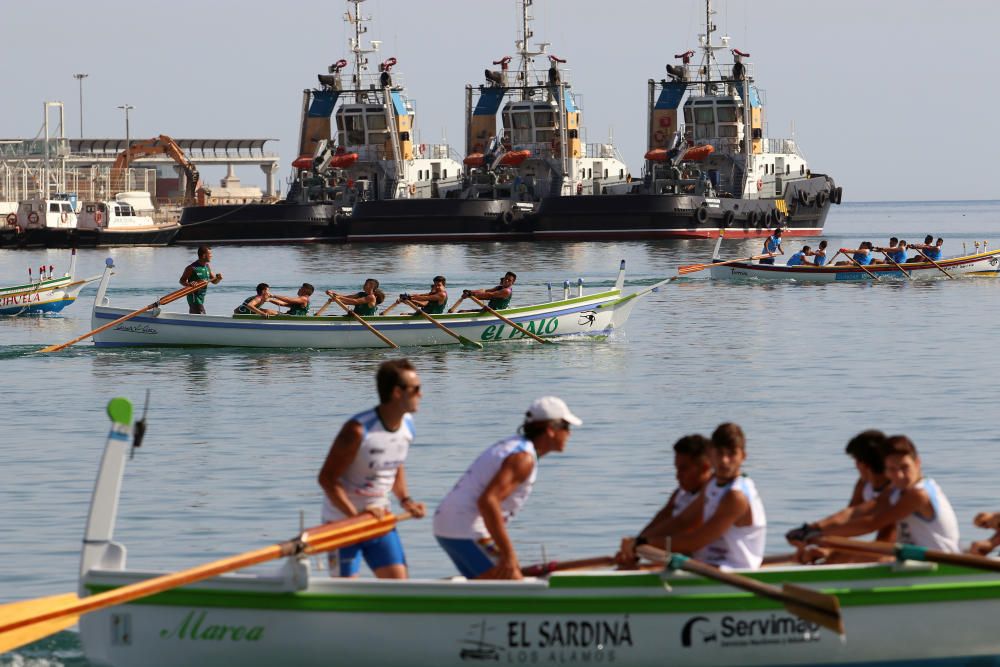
891;478;960;553
861;480;890;503
321;408;414;522
433;435;537;540
671;488;699;517
693;475;767;570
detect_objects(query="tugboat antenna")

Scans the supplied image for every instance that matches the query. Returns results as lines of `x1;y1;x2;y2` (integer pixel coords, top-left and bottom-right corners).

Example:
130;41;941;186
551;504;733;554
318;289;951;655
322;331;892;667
346;0;377;98
516;0;547;100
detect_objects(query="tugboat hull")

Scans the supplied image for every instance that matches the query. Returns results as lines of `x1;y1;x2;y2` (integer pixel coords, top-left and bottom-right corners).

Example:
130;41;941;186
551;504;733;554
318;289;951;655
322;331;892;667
346;198;533;242
176;203;341;244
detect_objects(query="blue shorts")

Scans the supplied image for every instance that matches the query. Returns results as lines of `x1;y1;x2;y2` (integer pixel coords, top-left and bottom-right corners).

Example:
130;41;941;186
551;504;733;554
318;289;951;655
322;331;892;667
436;535;498;579
331;528;405;577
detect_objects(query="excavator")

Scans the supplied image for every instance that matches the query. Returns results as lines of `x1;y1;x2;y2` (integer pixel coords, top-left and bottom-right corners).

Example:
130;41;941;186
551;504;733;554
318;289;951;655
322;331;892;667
110;134;202;204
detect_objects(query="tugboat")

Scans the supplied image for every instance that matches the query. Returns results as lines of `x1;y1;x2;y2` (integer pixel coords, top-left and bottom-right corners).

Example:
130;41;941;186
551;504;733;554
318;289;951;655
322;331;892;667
533;0;842;239
346;0;631;243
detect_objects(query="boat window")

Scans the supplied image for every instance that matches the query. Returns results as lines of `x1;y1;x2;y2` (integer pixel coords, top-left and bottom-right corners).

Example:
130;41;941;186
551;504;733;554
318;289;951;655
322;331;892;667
718;125;738;138
786;165;790;175
588;168;592;179
338;112;366;145
49;203;60;213
534;111;555;127
717;106;738;122
800;165;805;175
62;203;73;212
619;169;624;178
694;108;714;124
683;108;693;124
366;114;387;131
604;169;608;178
511;112;532;130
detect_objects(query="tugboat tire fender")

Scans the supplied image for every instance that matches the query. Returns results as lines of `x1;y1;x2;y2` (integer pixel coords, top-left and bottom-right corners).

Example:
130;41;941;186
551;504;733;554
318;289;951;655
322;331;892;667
722;210;735;227
502;210;515;226
772;208;785;224
816;190;828;208
798;189;810;206
694;205;709;224
832;186;843;205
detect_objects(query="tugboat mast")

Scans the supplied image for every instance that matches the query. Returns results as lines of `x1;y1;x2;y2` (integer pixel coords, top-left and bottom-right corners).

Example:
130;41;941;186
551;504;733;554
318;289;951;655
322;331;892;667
346;0;377;98
515;0;548;100
697;0;731;94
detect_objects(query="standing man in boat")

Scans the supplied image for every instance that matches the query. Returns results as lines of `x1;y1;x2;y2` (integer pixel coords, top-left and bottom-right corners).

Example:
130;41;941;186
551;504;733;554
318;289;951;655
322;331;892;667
433;396;581;579
449;271;516;312
317;358;427;579
179;245;223;314
326;278;385;316
759;228;783;265
787;435;960;554
615;434;713;568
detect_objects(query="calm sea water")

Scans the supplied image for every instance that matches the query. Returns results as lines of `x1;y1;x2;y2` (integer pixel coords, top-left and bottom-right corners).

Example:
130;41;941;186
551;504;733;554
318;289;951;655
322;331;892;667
2;200;1000;665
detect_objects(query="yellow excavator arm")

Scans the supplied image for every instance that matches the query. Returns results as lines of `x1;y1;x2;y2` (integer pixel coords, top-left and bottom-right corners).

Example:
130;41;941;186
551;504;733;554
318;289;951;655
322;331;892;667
110;134;201;204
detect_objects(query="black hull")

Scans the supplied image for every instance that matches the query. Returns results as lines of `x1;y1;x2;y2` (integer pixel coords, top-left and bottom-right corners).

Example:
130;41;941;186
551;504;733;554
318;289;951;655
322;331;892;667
177;202;341;244
347;198;533;242
40;227;181;247
534;178;837;240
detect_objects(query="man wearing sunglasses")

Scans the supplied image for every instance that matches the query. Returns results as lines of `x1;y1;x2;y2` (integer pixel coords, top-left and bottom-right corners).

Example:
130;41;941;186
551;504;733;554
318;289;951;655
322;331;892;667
318;358;427;578
433;396;581;580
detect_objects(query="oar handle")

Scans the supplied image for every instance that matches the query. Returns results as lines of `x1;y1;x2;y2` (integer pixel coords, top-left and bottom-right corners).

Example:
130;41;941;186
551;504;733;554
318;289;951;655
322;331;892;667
818;536;1000;573
313;296;336;317
447;296;466;313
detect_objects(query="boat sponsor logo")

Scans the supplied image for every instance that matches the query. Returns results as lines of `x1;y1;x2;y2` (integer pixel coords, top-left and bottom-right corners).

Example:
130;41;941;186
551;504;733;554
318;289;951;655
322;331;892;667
115;323;158;335
990;256;998;266
159;610;264;642
680;613;821;649
0;292;43;306
577;311;597;327
480;318;559;341
459;617;632;663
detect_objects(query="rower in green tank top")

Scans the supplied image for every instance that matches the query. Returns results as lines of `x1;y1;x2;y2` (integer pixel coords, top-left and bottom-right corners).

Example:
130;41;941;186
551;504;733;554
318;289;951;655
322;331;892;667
179;245;223;314
270;283;315;316
234;283;278;317
449;271;517;313
382;276;448;316
325;278;385;317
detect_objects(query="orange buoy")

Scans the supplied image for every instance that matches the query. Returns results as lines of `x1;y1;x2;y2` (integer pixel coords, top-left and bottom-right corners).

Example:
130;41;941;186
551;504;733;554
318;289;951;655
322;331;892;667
463;153;485;167
498;149;531;166
329;152;359;168
644;148;669;162
681;144;714;161
292;155;314;170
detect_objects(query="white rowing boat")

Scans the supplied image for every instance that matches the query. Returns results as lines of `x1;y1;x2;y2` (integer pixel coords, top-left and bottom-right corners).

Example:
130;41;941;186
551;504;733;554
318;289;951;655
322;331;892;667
87;261;658;349
0;251;101;316
709;248;1000;282
54;399;1000;666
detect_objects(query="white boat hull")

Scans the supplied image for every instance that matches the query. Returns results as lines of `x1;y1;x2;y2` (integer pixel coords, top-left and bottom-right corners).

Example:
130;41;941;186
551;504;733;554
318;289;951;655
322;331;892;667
0;275;95;316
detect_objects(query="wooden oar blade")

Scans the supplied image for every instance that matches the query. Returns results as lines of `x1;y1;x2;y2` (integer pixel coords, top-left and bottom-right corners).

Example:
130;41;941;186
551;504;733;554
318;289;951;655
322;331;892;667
458;335;484;350
782;583;844;635
0;593;80;654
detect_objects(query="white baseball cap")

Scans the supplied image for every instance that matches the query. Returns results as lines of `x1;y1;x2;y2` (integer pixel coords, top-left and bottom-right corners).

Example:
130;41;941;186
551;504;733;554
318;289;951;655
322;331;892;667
525;396;582;426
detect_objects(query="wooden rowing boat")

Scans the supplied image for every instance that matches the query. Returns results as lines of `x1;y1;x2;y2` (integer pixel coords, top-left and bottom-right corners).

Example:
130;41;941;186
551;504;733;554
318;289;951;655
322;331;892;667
0;252;101;316
87;261;657;349
60;399;1000;666
708;248;1000;283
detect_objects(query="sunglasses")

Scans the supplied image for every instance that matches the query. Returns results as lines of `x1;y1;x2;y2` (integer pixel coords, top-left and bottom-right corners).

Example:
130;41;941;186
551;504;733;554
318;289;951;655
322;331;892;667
557;420;572;432
398;383;422;394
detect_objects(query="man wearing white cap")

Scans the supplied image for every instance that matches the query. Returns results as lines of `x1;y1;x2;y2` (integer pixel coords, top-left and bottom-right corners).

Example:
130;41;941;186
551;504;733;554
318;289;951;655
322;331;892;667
433;396;581;580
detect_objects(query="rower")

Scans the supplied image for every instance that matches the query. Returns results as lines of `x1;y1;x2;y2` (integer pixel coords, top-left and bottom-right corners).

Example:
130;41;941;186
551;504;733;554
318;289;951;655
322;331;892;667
385;276;448;315
327;278;385;316
787;435;960;554
450;271;516;313
759;228;783;265
785;245;811;267
907;235;942;262
270;283;314;316
433;396;581;580
622;423;768;570
835;241;875;266
871;237;900;265
809;240;830;266
787;430;895;564
234;283;278;317
615;434;713;568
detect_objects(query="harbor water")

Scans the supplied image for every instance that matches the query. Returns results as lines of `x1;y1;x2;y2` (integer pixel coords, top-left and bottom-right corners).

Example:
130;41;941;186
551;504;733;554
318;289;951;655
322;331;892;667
2;200;1000;665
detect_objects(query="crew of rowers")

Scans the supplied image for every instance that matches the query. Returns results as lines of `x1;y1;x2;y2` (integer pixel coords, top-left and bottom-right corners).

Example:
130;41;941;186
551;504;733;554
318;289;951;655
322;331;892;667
232;272;518;318
759;229;946;268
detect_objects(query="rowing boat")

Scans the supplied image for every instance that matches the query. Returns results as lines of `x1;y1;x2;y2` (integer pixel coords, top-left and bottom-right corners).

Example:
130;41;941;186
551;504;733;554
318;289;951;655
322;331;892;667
87;261;656;348
62;400;1000;666
709;248;1000;282
0;252;101;316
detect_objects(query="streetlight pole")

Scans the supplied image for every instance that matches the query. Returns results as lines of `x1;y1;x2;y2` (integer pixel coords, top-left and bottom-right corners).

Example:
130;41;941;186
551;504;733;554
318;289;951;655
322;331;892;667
73;73;88;138
116;104;134;190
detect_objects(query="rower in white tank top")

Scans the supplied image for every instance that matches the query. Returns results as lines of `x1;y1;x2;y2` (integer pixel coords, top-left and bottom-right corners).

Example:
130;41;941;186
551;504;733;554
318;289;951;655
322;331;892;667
433;435;538;540
861;479;891;503
891;478;960;553
693;475;767;569
321;407;415;522
670;487;699;517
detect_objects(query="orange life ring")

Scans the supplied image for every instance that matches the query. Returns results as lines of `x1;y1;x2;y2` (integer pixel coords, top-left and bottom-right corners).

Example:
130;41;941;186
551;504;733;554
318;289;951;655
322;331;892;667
5;213;16;226
28;211;39;225
408;183;416;195
756;178;763;192
95;211;104;224
576;182;583;195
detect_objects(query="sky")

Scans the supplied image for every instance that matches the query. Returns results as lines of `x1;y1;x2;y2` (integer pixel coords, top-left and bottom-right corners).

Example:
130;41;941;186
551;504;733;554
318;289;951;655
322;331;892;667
3;0;998;202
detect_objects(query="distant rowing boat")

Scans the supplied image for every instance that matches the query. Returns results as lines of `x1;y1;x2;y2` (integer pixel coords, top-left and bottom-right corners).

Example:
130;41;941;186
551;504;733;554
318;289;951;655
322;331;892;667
709;249;1000;282
88;261;659;349
0;251;101;315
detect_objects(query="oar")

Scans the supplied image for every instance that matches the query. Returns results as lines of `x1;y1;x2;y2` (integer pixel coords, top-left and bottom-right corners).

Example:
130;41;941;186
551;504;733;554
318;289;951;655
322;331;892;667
381;299;403;316
333;297;399;349
37;281;208;354
447;295;467;314
0;512;410;654
914;249;956;279
637;546;844;635
465;294;551;344
313;297;336;317
839;249;880;281
402;298;483;349
880;251;914;281
817;536;1000;573
521;555;616;577
678;253;775;275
